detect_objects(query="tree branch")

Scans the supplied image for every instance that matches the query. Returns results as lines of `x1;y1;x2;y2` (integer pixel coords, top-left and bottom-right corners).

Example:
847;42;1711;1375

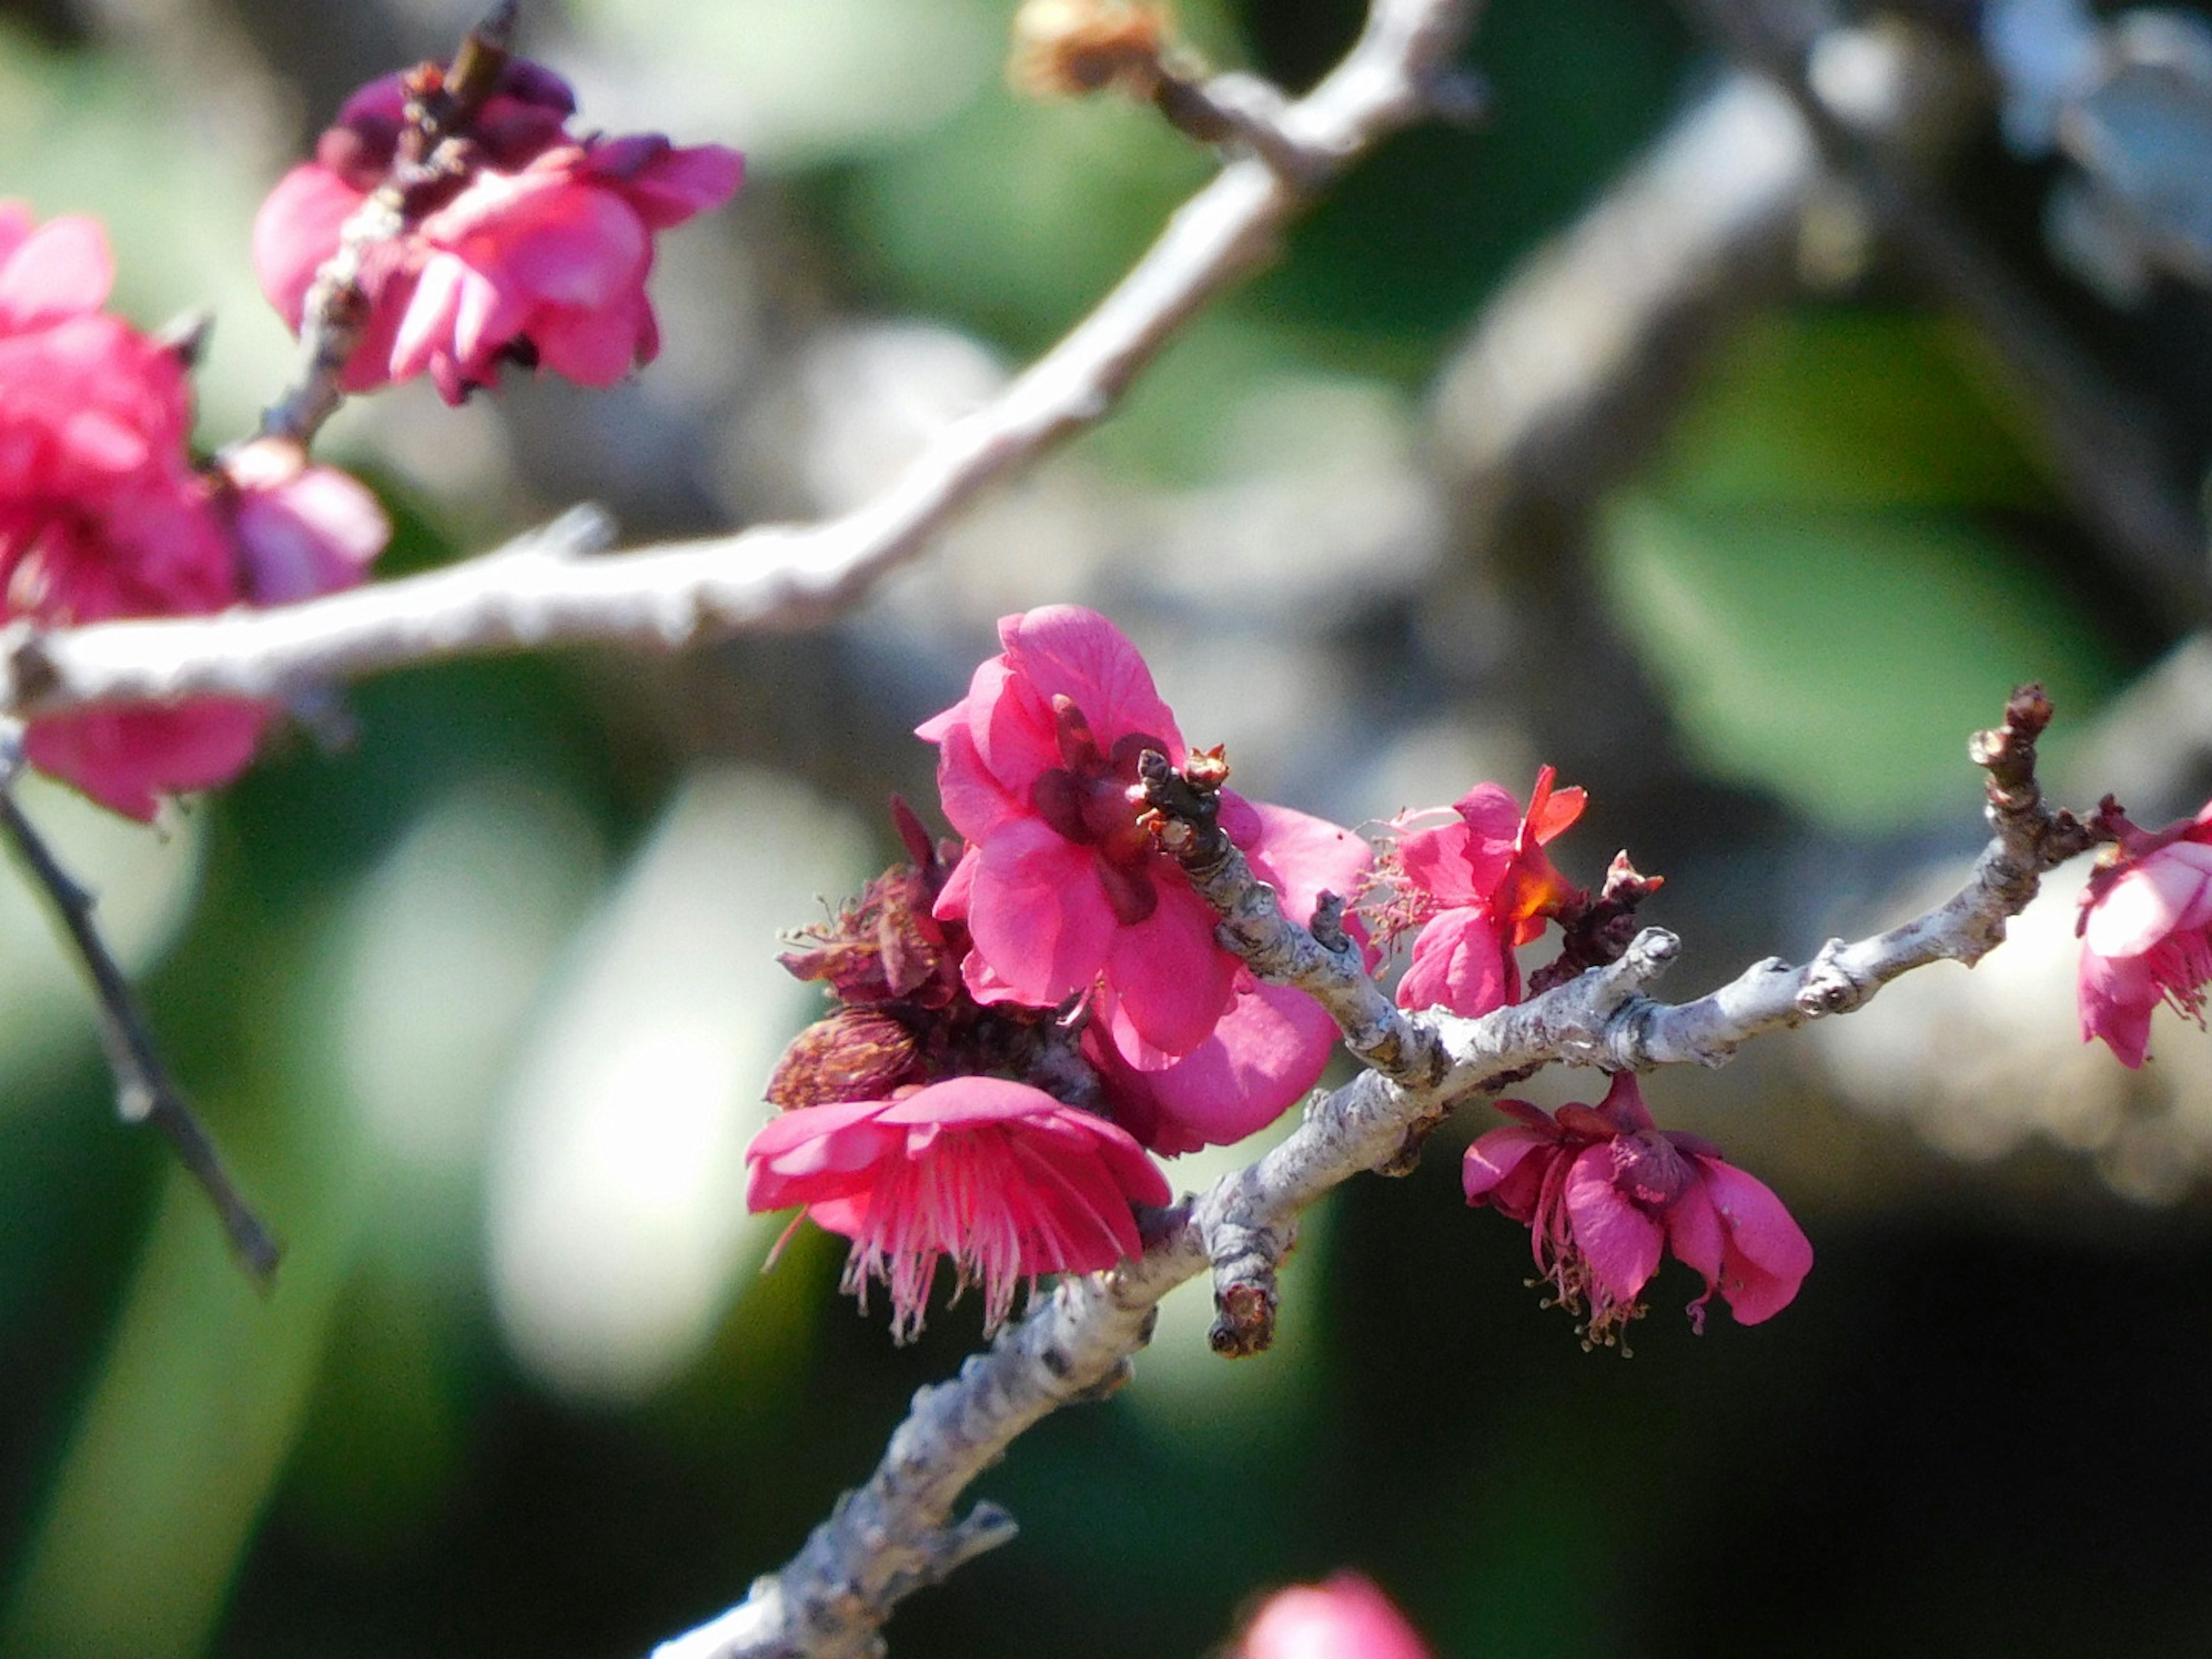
5;0;1479;725
654;687;2101;1656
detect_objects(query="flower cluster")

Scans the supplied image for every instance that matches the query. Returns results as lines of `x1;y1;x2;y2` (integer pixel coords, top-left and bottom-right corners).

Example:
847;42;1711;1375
1370;768;1812;1340
748;607;1372;1336
747;604;1816;1345
252;54;742;403
1368;765;1585;1018
2077;800;2212;1066
1463;1073;1813;1349
0;205;388;819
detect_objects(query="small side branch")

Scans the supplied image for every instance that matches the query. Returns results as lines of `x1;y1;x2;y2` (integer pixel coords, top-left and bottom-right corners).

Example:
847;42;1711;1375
0;737;278;1284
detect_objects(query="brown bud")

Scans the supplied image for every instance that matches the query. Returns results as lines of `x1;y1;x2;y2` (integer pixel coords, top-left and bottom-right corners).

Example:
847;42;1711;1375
1009;0;1171;100
766;1008;921;1111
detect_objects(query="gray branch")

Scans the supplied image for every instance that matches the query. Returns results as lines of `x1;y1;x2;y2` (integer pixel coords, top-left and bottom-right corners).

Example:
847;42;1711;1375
656;689;2096;1657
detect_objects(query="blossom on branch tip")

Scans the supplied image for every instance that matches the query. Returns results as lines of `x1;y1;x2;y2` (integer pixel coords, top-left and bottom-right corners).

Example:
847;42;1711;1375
1463;1072;1812;1349
252;59;743;403
745;1075;1172;1342
2077;801;2212;1066
0;205;388;819
1372;765;1585;1016
1234;1573;1435;1659
921;605;1369;1088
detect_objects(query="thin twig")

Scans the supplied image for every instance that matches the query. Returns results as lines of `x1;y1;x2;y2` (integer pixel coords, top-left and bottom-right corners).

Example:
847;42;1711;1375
0;734;279;1285
258;1;520;446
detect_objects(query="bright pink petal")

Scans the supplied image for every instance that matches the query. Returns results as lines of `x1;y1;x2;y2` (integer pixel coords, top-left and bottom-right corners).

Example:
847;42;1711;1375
1696;1158;1813;1323
961;817;1117;1005
1243;798;1372;925
1101;978;1336;1150
1396;908;1513;1016
2080;947;2158;1066
998;606;1183;756
527;294;651;385
1562;1142;1664;1306
2084;843;2212;956
601;139;744;227
1101;878;1240;1056
251;165;363;328
1463;1122;1563;1206
0;214;112;325
930;714;1029;843
25;701;268;823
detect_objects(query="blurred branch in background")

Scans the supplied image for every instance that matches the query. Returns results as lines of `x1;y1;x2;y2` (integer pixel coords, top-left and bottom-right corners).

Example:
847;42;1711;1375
0;0;1481;724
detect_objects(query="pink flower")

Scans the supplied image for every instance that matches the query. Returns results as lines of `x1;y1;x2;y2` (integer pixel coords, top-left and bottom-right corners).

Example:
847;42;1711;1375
2078;802;2212;1067
216;435;391;605
0;206;389;819
1463;1071;1812;1347
252;60;743;403
922;605;1370;1070
1236;1573;1435;1659
1081;976;1343;1156
1381;766;1585;1016
745;1075;1172;1341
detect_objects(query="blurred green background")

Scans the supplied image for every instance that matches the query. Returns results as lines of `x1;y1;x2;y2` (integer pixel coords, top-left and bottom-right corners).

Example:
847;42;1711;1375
1;1;2210;1655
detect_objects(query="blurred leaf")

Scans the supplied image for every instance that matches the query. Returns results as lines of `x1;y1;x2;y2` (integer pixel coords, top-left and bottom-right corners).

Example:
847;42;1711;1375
2;1088;370;1659
1597;496;2129;828
1657;312;2058;512
839;86;1211;353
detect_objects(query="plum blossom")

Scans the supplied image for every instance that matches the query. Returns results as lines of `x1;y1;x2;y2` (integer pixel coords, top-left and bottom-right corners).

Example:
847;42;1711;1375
745;1076;1171;1342
921;605;1369;1076
1463;1072;1812;1348
2077;800;2212;1066
1234;1573;1435;1659
1080;975;1342;1156
0;206;387;819
252;58;742;403
1377;766;1585;1017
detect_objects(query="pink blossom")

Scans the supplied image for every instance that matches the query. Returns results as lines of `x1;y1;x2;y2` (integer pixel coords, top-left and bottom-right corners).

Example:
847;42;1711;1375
1236;1573;1435;1659
217;435;391;605
1081;975;1342;1156
745;1076;1172;1341
2077;802;2212;1066
252;60;743;403
1463;1071;1812;1347
922;605;1370;1071
1381;766;1585;1016
0;206;389;819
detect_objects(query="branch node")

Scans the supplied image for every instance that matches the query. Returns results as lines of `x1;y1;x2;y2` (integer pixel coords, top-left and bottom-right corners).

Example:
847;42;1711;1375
1794;938;1866;1017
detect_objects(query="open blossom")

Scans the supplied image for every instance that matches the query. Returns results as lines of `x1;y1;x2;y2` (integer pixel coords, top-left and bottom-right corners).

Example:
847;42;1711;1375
252;59;743;403
1380;766;1584;1017
0;206;387;819
1463;1071;1812;1348
745;1076;1171;1341
921;605;1369;1072
2077;801;2212;1066
1081;975;1342;1156
1235;1573;1435;1659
